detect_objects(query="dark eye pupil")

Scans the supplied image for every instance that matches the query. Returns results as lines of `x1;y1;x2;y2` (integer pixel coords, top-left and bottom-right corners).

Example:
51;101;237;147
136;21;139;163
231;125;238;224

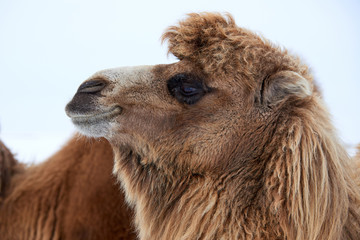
181;86;198;95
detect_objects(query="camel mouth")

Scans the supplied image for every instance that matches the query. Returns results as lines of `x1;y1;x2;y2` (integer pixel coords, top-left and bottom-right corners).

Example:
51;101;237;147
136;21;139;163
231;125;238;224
67;106;123;125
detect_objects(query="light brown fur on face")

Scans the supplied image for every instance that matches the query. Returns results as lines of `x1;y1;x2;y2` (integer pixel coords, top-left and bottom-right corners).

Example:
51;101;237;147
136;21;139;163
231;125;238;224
67;13;360;239
0;136;136;240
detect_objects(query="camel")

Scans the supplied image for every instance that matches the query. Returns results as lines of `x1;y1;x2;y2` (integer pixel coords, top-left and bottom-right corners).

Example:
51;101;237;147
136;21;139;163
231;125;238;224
0;136;136;240
66;13;360;239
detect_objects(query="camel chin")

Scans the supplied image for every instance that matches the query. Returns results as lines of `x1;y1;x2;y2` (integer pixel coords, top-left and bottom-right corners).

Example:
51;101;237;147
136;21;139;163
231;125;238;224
66;103;122;138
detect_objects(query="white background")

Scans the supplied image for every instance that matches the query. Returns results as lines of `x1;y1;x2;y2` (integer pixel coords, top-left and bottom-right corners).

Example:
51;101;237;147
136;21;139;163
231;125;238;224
0;0;359;163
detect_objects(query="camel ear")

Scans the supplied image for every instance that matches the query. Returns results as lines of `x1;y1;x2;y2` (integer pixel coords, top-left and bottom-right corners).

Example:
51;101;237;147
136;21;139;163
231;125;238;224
261;71;312;107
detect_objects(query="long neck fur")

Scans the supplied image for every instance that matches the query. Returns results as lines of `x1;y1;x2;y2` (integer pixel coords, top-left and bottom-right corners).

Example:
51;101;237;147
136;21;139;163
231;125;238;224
113;97;360;240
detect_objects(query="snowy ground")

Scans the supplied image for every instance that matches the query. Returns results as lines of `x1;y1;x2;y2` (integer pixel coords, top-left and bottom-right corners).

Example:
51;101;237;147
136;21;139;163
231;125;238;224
0;132;73;164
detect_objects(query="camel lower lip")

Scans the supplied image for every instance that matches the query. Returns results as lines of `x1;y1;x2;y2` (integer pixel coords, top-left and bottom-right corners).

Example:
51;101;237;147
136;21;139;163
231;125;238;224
70;106;122;124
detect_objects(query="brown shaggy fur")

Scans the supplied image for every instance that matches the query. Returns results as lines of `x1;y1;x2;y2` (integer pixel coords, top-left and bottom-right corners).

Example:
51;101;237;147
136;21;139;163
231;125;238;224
67;13;360;239
0;136;136;240
0;140;23;200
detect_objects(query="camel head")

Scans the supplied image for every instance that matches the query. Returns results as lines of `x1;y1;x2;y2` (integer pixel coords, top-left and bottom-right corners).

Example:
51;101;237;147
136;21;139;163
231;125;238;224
66;13;313;175
66;13;360;239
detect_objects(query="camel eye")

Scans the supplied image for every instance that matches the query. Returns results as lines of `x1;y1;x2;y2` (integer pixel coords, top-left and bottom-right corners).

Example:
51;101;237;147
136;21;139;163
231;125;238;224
167;73;207;105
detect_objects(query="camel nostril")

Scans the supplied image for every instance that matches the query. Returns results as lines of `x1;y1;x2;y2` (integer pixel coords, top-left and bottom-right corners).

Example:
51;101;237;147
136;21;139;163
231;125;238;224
77;79;107;94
